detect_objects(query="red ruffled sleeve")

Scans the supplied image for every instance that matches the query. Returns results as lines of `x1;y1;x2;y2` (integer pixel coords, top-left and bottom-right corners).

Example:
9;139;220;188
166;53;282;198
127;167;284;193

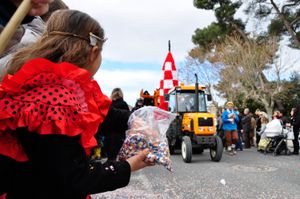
0;58;111;162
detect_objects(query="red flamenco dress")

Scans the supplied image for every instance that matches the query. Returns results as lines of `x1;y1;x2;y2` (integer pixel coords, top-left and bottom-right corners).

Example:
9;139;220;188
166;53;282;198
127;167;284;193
0;58;131;199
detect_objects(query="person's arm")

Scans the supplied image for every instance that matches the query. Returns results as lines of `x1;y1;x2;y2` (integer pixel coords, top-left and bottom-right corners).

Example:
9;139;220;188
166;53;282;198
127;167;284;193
258;125;266;136
17;131;149;196
221;111;231;124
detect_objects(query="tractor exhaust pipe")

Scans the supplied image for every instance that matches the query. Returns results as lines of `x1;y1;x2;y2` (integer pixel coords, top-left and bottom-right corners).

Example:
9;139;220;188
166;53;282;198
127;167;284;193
195;74;199;112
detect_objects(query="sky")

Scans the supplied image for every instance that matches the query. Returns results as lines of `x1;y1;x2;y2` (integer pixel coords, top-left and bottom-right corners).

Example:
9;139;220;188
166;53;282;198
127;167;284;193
63;0;215;106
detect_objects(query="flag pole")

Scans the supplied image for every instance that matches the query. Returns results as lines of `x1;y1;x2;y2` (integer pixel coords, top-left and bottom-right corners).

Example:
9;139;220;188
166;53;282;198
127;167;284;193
0;0;32;55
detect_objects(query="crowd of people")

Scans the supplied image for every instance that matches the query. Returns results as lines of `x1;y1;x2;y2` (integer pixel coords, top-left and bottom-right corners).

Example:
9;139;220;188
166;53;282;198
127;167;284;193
217;101;300;156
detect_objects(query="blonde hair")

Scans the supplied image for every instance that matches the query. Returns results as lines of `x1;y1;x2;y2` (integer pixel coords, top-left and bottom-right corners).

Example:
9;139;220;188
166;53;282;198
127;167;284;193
260;112;269;123
110;88;124;101
6;10;105;75
226;101;234;107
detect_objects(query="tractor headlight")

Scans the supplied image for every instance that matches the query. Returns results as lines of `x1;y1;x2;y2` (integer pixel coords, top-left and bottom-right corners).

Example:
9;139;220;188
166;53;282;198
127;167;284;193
208;127;214;131
198;127;204;131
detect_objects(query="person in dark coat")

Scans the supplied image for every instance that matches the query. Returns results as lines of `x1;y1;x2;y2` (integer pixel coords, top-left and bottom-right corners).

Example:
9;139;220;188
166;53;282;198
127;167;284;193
242;108;252;148
111;88;130;110
235;108;243;151
132;97;144;112
290;107;300;155
103;88;130;160
255;109;262;146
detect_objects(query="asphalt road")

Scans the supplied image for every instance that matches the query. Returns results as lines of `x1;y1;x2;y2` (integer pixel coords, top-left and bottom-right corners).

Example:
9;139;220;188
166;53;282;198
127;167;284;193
93;148;300;199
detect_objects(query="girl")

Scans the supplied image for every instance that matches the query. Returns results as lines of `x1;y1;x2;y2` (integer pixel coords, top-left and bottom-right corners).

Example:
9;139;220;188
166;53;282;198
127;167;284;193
257;112;269;151
258;112;269;139
0;10;151;199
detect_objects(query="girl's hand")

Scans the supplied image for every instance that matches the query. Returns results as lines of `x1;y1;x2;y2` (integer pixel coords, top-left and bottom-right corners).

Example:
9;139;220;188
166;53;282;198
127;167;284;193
126;149;154;172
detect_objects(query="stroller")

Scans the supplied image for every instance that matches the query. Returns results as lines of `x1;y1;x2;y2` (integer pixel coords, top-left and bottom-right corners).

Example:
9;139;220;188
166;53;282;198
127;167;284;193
259;119;293;156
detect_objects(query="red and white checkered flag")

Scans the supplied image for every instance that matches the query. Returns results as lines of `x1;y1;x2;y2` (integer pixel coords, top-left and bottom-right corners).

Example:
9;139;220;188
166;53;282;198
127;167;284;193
159;52;178;110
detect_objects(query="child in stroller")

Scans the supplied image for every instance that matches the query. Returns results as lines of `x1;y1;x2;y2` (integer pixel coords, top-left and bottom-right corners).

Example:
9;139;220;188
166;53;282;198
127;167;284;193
258;111;293;155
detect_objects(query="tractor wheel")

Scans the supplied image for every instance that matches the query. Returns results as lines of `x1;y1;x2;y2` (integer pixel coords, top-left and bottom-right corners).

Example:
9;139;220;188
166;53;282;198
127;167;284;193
181;136;192;163
210;136;223;162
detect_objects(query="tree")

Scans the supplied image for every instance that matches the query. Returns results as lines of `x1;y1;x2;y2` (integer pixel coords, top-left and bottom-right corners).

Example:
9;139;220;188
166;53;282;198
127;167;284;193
246;0;300;48
186;0;298;115
192;0;247;51
210;36;280;116
274;72;300;114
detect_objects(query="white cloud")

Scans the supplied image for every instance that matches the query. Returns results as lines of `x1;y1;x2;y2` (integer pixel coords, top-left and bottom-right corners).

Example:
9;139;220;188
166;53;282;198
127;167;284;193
63;0;215;63
94;69;162;106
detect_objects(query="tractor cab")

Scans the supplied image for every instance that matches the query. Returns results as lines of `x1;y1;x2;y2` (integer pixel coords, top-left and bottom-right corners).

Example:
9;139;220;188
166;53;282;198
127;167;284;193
167;85;207;113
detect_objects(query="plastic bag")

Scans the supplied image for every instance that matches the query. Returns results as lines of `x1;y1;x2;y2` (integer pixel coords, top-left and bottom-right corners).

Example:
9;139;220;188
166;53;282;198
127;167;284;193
287;129;295;140
118;106;176;171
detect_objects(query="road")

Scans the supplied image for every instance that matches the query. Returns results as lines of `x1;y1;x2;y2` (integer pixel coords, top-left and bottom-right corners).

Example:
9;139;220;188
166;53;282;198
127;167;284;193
93;148;300;199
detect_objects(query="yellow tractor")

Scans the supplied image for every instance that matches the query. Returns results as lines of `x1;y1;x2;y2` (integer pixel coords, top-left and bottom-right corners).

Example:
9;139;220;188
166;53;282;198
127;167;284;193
164;74;223;163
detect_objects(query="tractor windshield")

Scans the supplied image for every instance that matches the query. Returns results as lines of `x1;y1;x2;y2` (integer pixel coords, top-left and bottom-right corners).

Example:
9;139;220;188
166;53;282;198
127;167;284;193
177;91;206;113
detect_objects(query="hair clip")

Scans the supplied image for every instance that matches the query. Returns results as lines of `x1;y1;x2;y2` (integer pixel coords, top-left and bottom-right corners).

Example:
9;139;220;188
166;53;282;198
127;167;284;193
89;32;107;46
47;31;107;47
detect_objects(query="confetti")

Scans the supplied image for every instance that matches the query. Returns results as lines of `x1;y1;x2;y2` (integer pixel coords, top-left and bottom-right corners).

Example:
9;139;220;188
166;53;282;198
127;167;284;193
117;107;176;172
118;134;173;171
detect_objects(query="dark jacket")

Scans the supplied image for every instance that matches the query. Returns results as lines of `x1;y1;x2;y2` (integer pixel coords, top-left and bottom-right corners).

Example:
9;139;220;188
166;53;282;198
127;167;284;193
98;103;131;137
111;98;129;111
256;116;262;132
237;113;243;131
291;114;300;133
1;106;131;199
281;116;290;128
242;114;251;133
